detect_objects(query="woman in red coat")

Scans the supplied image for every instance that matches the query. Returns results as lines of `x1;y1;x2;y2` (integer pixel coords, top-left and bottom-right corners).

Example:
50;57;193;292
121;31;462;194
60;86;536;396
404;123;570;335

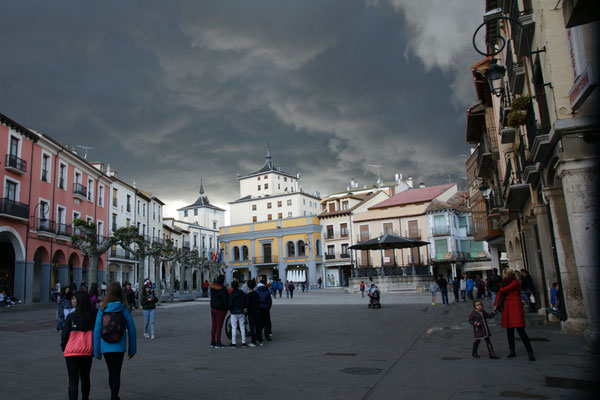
494;268;535;361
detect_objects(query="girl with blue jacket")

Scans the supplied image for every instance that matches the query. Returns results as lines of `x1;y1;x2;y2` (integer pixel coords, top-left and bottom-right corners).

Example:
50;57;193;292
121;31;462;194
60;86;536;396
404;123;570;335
93;282;136;400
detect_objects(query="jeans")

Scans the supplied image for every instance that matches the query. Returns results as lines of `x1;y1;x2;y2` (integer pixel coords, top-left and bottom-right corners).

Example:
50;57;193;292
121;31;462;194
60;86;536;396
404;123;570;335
361;289;365;298
460;290;466;301
453;288;459;302
57;315;64;331
259;308;272;337
210;308;227;345
104;352;124;400
521;291;532;307
440;288;449;305
491;291;498;303
467;290;474;300
248;312;262;343
143;309;155;336
230;313;246;345
65;356;92;400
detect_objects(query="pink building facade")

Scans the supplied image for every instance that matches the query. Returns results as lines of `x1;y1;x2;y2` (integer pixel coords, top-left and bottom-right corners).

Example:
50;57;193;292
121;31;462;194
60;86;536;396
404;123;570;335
1;112;111;303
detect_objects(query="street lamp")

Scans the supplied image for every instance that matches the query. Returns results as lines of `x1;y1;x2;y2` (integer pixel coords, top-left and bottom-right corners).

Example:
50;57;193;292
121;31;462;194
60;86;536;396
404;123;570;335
485;58;506;97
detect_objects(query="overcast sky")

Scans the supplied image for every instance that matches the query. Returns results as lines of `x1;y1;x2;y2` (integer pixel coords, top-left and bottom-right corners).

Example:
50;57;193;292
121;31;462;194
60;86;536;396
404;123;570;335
1;0;484;217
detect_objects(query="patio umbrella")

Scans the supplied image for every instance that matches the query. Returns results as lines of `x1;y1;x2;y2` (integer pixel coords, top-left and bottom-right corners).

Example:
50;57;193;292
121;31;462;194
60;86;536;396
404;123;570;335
349;234;430;276
349;233;429;250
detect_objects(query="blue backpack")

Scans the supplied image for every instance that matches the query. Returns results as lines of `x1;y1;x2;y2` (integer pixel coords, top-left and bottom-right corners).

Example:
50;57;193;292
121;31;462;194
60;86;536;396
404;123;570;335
256;286;272;309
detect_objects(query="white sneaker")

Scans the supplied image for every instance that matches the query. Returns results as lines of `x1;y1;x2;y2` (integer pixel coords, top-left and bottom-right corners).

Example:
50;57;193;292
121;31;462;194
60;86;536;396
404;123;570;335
151;335;155;340
144;333;150;339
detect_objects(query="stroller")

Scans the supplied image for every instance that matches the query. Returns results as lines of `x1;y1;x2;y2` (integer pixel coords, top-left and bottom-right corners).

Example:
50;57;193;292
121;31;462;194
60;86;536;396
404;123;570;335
368;286;382;309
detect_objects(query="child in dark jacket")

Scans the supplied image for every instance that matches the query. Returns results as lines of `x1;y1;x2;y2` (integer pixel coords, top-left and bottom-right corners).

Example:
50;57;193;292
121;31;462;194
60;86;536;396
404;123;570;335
228;280;248;348
468;300;499;359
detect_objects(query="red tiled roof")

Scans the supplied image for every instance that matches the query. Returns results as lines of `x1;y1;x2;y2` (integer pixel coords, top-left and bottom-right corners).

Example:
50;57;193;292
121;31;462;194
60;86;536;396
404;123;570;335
369;184;455;209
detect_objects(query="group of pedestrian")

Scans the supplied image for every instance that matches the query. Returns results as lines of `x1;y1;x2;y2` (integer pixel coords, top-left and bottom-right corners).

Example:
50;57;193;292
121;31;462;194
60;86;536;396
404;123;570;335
61;281;137;400
209;274;273;348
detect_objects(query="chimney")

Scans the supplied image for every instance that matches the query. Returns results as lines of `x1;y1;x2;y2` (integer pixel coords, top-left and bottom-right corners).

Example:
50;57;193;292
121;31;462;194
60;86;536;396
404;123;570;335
350;178;355;188
407;177;413;188
419;182;426;188
394;173;399;182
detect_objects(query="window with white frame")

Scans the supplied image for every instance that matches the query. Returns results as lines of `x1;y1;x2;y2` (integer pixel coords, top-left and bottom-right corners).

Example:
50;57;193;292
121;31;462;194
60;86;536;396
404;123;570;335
41;153;51;182
98;185;104;206
58;163;67;190
87;178;93;201
4;179;18;201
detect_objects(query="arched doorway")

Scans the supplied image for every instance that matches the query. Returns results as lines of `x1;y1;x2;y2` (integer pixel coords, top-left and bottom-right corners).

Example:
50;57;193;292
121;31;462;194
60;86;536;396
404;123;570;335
33;246;50;302
192;270;198;289
68;252;81;287
0;227;25;299
52;249;67;286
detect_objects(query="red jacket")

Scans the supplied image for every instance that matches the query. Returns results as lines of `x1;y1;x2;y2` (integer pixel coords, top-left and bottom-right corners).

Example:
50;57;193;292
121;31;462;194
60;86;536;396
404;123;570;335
494;277;525;328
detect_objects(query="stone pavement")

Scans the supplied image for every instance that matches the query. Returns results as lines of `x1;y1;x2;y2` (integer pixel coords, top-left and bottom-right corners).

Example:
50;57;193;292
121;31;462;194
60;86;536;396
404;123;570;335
1;290;598;400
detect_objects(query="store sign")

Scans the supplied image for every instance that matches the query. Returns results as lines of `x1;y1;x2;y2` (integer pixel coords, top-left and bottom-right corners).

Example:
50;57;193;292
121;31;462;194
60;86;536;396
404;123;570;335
383;257;391;263
443;252;452;259
569;65;598;110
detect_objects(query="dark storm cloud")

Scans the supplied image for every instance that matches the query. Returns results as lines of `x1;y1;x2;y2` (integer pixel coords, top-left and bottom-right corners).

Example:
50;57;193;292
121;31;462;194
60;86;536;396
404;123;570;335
0;0;484;215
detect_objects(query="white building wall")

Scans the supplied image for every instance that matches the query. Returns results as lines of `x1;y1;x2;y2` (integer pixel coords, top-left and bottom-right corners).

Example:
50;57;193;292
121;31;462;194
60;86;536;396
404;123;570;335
230;192;319;225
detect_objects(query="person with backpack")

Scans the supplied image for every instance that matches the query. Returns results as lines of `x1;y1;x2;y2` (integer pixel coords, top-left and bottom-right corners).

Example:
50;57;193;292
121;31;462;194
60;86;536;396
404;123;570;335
61;291;94;400
93;282;137;400
209;275;229;349
141;284;158;339
288;281;295;299
228;280;248;348
256;275;273;341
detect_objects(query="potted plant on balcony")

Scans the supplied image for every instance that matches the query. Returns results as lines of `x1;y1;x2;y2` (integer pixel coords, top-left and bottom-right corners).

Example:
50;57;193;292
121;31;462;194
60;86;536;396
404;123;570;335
504;95;532;129
510;95;532;111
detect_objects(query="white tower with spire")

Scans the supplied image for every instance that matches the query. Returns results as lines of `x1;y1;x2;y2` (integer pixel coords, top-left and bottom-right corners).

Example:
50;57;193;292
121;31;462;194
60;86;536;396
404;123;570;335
229;144;320;225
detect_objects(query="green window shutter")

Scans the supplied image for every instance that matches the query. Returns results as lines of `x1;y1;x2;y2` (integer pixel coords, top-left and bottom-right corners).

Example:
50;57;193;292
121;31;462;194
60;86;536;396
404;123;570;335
470;241;485;257
435;239;448;260
458;216;467;227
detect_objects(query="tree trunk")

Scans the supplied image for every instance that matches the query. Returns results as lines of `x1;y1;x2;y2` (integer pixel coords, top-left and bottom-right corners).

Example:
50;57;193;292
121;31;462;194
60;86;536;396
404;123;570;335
169;261;176;302
138;255;146;304
89;254;99;285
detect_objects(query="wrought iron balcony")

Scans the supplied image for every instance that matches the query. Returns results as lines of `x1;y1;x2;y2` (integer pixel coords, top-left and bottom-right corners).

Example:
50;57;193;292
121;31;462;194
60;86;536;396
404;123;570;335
0;197;29;220
408;229;421;239
325;254;336;260
253;256;279;264
36;218;56;235
55;223;72;238
73;183;87;199
432;227;450;237
5;154;27;174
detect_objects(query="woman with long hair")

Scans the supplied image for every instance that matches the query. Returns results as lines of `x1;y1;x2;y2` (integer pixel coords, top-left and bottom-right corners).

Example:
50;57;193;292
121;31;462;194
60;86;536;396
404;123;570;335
61;291;94;399
494;267;535;361
93;282;137;400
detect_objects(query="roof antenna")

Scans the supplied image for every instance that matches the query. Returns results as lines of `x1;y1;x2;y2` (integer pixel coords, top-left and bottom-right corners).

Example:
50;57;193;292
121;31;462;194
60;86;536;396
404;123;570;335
266;141;271;160
76;145;93;159
199;178;204;195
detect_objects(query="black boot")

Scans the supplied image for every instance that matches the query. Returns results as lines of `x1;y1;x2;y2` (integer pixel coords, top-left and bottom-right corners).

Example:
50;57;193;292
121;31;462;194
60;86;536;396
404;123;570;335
507;349;516;358
472;341;481;358
486;341;500;359
519;329;535;361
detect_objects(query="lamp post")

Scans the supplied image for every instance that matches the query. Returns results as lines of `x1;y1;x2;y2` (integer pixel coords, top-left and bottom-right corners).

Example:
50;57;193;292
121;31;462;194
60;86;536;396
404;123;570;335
472;13;545;98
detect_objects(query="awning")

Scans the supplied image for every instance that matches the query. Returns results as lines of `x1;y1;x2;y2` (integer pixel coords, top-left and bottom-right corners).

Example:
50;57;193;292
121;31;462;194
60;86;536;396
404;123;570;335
462;262;493;272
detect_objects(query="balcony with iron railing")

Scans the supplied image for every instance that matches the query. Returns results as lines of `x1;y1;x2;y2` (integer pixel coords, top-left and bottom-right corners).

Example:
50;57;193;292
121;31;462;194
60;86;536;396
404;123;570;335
506;43;525;95
407;229;421;239
0;198;29;220
36;218;56;236
55;223;72;238
5;154;27;174
325;231;335;240
253;256;279;264
182;241;190;249
73;183;87;200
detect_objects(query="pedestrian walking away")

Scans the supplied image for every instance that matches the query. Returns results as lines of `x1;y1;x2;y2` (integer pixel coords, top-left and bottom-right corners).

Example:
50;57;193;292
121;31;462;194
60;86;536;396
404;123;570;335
209;275;229;348
61;291;95;400
228;280;248;347
100;281;107;297
494;268;535;361
141;284;158;339
429;278;439;306
93;282;137;400
256;275;273;341
466;275;474;300
360;281;365;298
57;287;74;331
288;281;295;299
452;275;460;303
468;299;499;359
438;274;449;305
246;279;262;346
459;276;467;302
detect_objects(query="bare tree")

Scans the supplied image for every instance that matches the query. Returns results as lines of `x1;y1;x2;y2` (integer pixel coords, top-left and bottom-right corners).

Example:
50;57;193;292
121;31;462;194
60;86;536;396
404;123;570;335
114;226;161;303
71;219;117;285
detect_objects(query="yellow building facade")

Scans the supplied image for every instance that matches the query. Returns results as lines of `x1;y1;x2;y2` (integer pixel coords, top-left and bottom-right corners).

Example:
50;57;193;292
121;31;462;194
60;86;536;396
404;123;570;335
218;216;323;284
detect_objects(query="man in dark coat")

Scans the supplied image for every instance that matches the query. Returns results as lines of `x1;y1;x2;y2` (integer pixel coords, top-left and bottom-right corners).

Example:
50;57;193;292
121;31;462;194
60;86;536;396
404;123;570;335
209;275;229;348
486;268;501;303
